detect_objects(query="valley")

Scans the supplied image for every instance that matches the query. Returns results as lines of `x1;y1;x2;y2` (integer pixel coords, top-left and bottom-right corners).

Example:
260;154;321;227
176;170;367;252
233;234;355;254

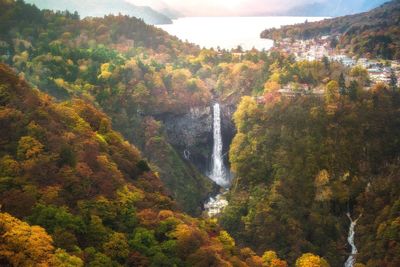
0;0;400;266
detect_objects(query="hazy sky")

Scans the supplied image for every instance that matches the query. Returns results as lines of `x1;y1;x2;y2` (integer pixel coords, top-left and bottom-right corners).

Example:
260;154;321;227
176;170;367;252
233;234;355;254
128;0;326;16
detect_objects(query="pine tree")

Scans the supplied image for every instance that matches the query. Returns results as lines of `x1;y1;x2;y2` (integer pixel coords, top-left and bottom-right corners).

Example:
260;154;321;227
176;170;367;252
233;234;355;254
339;73;347;96
348;80;358;101
390;69;398;92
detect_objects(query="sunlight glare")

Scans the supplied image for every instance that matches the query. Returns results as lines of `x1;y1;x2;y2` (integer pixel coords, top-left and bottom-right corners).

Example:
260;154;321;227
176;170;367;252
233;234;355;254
219;0;244;9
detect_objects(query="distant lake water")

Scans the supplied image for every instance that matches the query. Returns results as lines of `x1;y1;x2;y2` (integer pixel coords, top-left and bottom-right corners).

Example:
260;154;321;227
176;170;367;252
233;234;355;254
156;16;326;51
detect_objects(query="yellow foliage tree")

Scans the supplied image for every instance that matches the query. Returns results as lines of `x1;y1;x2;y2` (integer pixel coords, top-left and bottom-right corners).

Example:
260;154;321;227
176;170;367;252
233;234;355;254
0;212;54;266
233;96;258;132
295;253;330;267
262;250;288;267
325;80;339;104
262;250;278;264
264;80;281;93
217;230;235;252
98;63;113;79
17;136;44;160
0;212;82;266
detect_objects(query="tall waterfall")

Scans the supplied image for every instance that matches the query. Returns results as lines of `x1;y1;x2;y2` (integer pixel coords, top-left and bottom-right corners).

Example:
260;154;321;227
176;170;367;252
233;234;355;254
344;213;361;267
210;103;229;188
204;103;230;217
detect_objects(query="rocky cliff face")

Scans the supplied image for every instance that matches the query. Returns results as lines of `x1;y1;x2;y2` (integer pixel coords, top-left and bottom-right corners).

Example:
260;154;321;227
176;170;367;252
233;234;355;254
160;103;236;182
220;103;237;166
162;106;213;174
110;102;236;216
126;102;237;215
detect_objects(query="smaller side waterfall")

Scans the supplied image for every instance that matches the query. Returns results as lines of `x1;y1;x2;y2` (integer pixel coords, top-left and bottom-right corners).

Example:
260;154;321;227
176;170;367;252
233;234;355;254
344;213;362;267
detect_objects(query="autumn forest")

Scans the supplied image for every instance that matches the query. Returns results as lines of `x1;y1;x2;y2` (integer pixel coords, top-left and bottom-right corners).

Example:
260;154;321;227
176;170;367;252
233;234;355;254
0;0;399;267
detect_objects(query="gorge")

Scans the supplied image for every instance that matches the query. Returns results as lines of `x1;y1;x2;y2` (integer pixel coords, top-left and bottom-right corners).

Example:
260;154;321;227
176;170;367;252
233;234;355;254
1;0;399;266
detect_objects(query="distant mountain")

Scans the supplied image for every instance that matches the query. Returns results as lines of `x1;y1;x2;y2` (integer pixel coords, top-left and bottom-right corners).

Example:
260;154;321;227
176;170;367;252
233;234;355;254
275;0;389;17
158;7;183;20
26;0;172;24
261;0;400;59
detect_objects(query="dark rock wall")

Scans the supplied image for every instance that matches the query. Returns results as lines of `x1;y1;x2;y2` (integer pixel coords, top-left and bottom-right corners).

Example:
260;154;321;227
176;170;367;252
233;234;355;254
160;103;236;181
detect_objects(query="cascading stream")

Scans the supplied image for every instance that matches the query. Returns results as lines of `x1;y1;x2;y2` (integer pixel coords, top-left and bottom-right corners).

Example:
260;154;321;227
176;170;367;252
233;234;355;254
344;213;361;267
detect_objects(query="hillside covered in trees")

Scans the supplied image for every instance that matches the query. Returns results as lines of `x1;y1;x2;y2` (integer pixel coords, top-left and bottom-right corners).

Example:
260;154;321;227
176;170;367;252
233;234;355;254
221;70;400;266
0;63;302;267
261;0;400;59
25;0;173;25
0;0;285;215
1;0;400;266
0;0;214;215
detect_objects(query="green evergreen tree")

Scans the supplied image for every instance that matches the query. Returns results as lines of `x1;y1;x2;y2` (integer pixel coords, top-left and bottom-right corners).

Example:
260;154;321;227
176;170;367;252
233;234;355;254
339;72;347;95
390;69;398;92
348;80;358;101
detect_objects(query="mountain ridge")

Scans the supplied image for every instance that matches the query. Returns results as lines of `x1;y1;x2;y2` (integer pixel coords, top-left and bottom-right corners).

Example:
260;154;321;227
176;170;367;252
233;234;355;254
25;0;172;24
279;0;389;17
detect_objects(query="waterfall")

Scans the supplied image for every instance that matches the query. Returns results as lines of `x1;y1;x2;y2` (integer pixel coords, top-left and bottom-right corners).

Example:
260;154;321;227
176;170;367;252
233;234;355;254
210;103;230;188
344;213;361;267
204;103;230;217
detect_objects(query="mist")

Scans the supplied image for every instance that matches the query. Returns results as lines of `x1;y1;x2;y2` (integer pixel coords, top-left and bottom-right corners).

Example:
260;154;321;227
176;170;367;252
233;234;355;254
129;0;326;16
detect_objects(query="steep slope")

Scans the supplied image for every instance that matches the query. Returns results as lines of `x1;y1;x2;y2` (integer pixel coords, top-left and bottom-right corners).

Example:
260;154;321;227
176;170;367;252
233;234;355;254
261;0;400;59
1;0;285;216
0;63;288;266
0;0;213;215
221;65;400;266
25;0;172;24
0;211;83;266
0;62;169;217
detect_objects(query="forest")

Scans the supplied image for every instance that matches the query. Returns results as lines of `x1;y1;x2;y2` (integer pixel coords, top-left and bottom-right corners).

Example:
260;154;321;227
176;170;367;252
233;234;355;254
0;0;399;266
0;0;286;215
223;81;400;266
1;62;293;266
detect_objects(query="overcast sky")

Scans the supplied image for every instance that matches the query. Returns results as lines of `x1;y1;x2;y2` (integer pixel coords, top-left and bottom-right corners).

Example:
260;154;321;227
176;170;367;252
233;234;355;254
128;0;326;16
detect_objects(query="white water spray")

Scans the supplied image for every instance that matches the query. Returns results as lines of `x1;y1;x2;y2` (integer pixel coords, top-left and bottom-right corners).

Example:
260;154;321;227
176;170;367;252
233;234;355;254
344;213;361;267
204;194;229;217
210;103;230;188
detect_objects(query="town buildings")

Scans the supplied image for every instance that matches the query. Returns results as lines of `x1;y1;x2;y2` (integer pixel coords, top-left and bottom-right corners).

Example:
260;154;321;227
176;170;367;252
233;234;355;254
273;37;400;88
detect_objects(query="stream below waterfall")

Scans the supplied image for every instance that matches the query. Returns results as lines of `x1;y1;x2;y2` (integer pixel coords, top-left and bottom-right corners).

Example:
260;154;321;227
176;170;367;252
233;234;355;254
344;213;361;267
204;104;364;267
204;103;230;217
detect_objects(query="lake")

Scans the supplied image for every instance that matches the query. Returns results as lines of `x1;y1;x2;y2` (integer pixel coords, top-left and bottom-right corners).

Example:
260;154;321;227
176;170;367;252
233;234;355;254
157;16;326;51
